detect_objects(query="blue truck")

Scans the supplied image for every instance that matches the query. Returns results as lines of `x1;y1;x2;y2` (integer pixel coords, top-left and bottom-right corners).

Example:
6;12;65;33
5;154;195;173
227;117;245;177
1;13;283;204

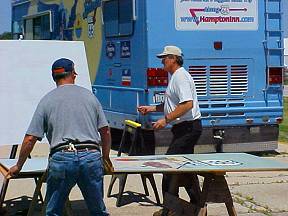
12;0;284;152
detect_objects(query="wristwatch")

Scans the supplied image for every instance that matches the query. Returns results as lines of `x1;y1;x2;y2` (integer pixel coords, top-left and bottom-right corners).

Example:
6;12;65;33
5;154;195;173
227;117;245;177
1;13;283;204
165;115;171;123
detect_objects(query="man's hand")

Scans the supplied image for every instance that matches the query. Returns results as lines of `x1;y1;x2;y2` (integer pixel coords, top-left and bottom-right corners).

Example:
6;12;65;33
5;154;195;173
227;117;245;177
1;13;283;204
7;135;37;179
137;106;155;115
7;164;21;178
152;118;167;130
103;157;114;175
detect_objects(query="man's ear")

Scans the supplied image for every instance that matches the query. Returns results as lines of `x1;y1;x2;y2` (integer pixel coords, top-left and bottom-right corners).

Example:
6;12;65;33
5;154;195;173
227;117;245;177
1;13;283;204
72;72;77;80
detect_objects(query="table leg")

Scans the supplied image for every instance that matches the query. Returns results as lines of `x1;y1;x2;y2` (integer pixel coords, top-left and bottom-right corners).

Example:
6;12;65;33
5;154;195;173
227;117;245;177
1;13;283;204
162;173;237;216
199;174;237;216
27;172;47;216
0;145;18;207
225;202;237;216
0;178;10;208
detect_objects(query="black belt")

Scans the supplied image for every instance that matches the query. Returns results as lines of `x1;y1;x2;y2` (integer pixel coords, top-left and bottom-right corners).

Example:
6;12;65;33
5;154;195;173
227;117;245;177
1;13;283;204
172;119;200;128
50;142;100;156
171;119;202;135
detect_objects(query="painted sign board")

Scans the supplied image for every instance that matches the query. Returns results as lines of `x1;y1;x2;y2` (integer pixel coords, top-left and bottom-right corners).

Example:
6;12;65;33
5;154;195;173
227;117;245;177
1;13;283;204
175;0;258;31
1;153;288;177
111;153;288;173
0;40;91;146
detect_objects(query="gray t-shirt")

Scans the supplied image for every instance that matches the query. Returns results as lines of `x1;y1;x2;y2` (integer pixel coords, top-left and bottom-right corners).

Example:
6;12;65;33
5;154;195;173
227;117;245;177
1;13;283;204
26;84;108;148
164;67;201;125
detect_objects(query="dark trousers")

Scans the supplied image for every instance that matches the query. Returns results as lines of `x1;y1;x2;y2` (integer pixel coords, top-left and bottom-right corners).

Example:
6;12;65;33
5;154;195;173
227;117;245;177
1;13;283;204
162;119;202;204
0;207;7;216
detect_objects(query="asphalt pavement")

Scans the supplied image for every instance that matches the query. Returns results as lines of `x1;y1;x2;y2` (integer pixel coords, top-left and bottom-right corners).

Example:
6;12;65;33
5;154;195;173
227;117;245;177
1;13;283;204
1;144;288;216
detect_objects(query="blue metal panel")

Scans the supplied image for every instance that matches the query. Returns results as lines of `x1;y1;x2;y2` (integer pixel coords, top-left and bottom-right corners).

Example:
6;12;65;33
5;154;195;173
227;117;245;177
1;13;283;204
146;0;266;67
143;0;283;127
283;1;288;38
12;0;283;132
94;0;149;128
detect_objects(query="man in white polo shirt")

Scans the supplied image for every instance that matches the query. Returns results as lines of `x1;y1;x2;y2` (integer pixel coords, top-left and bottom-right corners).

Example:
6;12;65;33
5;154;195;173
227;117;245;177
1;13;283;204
138;45;202;216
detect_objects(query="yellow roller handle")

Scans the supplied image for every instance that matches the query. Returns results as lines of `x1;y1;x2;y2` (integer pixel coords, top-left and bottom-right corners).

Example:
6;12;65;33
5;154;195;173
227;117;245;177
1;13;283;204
125;120;142;128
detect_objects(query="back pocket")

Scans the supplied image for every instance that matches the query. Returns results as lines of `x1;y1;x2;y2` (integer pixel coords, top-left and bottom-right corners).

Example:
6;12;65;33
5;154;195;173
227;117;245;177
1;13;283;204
48;159;66;180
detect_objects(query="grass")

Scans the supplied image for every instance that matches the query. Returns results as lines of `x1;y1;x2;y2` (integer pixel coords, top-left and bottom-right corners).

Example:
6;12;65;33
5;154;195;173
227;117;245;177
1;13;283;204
279;97;288;143
233;192;273;215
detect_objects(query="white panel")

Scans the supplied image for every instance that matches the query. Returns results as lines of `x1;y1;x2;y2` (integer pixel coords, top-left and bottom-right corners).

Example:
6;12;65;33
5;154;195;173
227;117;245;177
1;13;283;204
0;40;91;146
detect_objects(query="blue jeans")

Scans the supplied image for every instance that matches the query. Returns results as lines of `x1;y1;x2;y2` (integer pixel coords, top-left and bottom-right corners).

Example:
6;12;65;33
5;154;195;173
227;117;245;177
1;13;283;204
46;150;109;216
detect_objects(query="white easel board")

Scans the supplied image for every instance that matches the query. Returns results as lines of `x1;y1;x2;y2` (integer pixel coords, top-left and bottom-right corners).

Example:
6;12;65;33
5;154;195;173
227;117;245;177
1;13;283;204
0;40;91;146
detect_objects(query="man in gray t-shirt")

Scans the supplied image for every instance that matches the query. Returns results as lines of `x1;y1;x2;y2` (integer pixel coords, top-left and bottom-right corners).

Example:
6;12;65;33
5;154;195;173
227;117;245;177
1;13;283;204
27;82;108;149
8;58;111;216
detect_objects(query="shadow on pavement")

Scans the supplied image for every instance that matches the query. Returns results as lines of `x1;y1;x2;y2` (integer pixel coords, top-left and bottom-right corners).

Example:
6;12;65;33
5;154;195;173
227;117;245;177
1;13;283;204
2;195;159;216
3;195;42;215
108;191;159;207
249;150;281;157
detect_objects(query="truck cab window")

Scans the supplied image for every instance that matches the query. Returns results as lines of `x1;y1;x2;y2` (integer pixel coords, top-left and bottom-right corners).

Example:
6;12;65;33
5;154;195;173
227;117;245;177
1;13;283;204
103;0;134;37
24;13;51;40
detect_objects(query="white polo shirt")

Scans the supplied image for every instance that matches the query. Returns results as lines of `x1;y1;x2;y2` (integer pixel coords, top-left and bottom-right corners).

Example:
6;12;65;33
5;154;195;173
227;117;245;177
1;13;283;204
164;67;201;125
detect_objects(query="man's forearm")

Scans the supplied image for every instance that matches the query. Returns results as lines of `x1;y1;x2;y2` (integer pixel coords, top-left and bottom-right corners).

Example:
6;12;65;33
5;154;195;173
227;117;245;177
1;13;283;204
102;137;111;158
165;101;193;123
99;126;111;158
17;135;37;169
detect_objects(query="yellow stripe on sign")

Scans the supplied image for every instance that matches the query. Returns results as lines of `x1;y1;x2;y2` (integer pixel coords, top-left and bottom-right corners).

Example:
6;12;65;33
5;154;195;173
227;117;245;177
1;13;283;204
125;120;142;128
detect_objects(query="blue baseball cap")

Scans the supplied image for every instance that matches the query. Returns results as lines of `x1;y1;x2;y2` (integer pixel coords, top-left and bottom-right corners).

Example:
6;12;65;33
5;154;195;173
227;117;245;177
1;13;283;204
51;58;77;81
52;58;75;73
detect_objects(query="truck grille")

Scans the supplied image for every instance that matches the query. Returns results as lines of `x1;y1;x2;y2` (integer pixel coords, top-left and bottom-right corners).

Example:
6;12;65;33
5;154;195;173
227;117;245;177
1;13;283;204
189;65;248;97
210;65;228;96
231;65;248;95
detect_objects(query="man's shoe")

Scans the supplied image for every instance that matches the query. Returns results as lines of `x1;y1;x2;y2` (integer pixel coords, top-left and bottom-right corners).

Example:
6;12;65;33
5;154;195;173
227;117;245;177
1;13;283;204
153;208;176;216
0;207;7;216
153;209;164;216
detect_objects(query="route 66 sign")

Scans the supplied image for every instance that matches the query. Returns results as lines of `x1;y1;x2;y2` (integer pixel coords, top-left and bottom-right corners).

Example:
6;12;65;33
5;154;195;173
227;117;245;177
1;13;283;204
220;5;230;15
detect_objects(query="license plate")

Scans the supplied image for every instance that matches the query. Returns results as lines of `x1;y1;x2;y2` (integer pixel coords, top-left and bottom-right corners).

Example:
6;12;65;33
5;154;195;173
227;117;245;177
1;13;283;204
250;127;260;134
153;91;165;104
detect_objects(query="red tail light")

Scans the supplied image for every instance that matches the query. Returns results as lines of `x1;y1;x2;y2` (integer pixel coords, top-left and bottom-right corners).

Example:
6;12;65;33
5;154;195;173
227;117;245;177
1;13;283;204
147;68;168;87
268;67;283;85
